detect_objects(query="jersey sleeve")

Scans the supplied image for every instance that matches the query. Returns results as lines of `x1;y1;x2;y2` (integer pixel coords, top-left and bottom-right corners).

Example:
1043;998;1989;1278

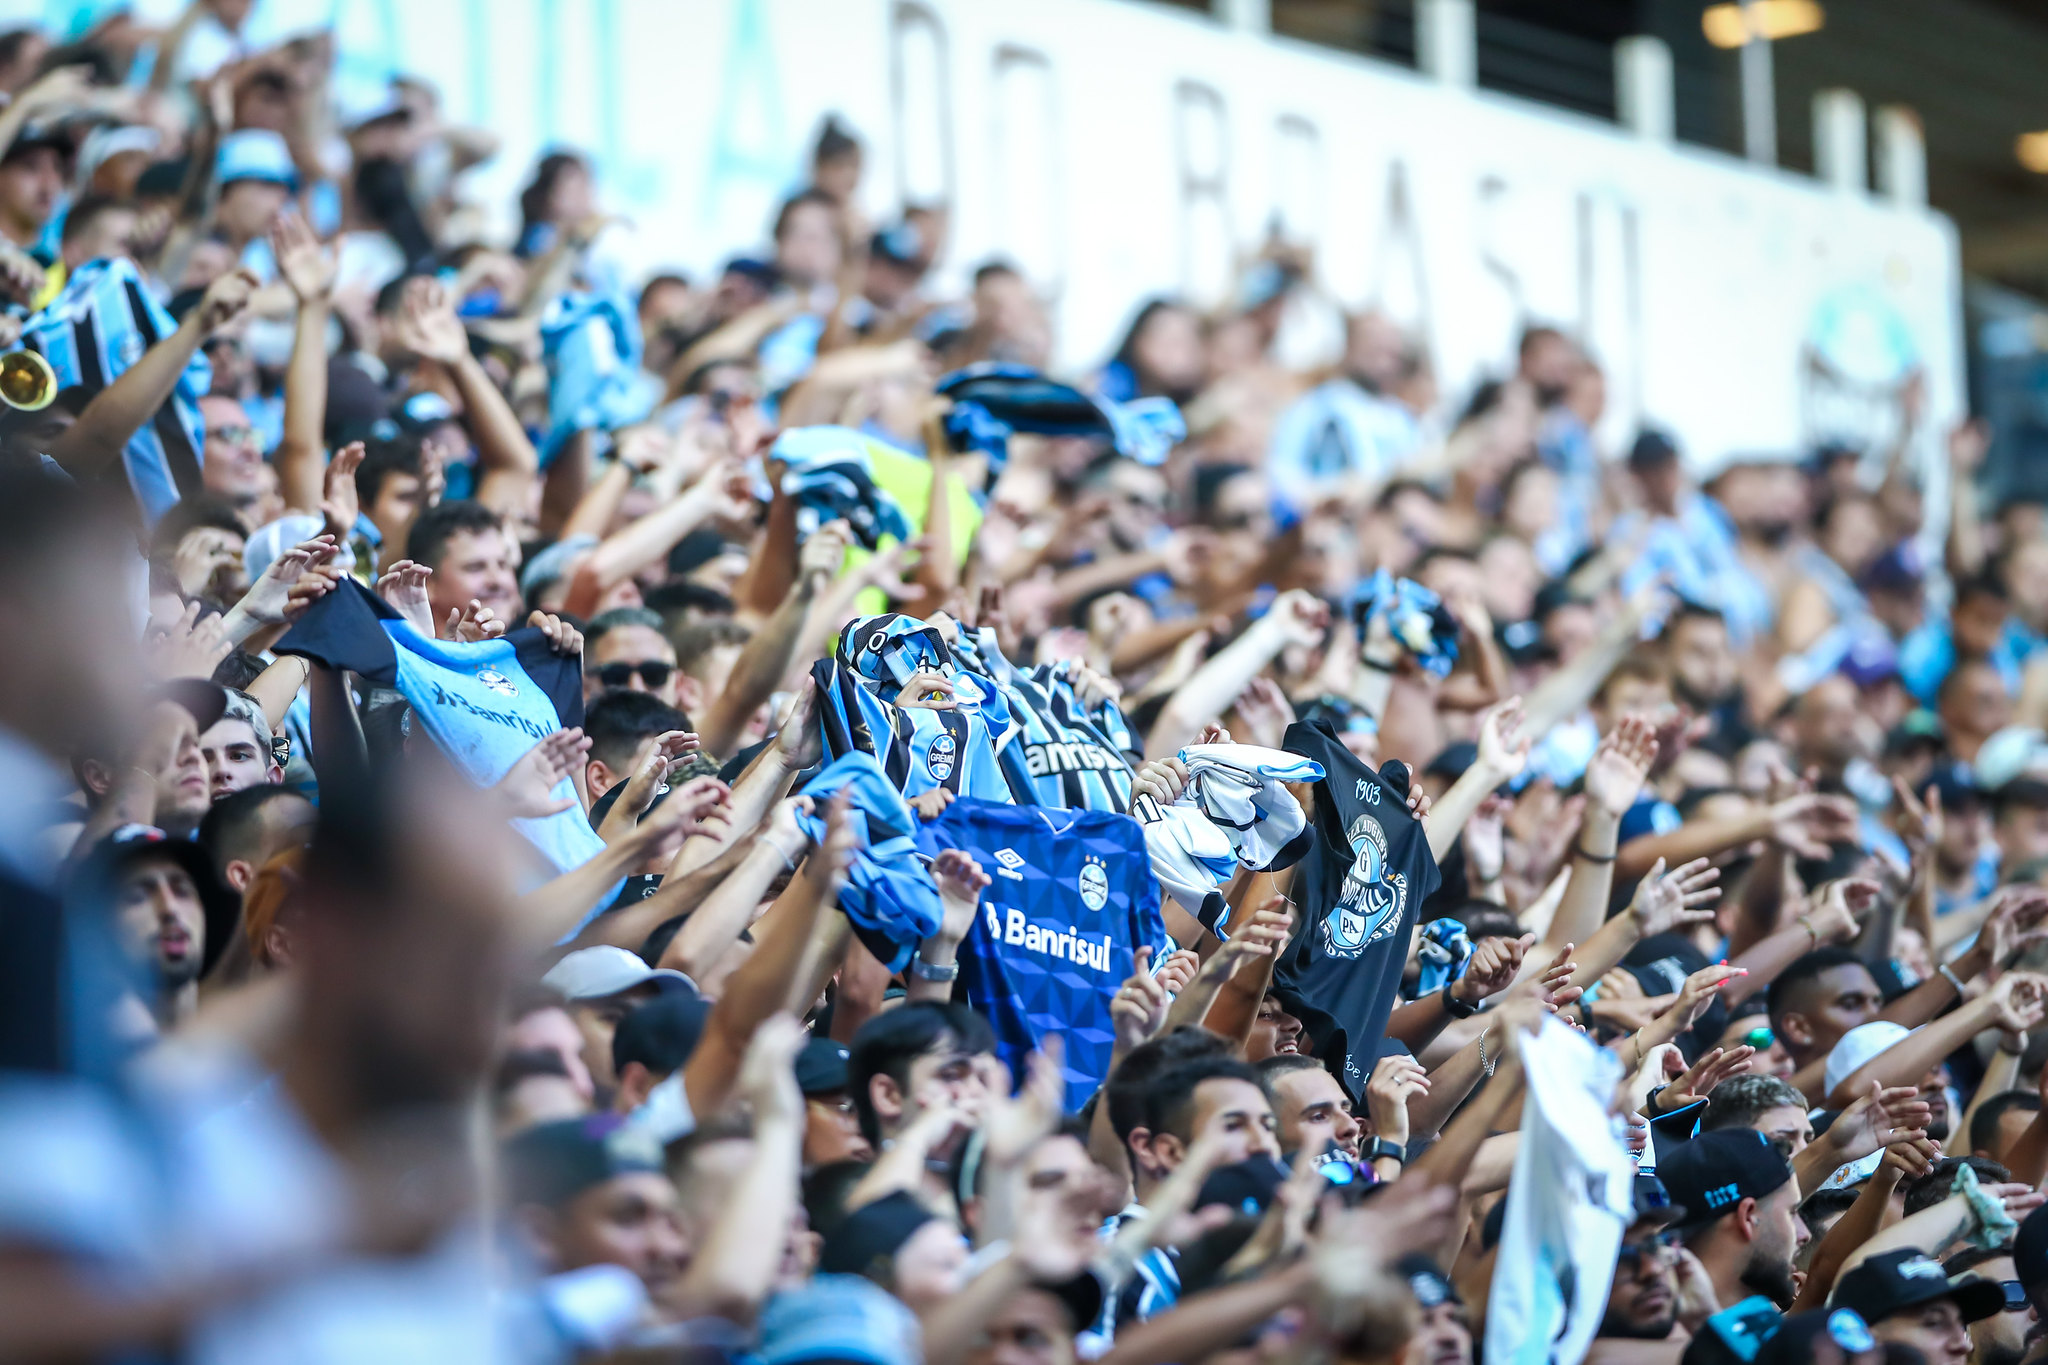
510;627;586;727
274;577;400;684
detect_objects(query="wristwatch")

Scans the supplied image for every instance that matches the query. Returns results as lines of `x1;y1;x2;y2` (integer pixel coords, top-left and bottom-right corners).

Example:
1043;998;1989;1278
1440;983;1480;1018
1363;1137;1407;1164
908;953;959;983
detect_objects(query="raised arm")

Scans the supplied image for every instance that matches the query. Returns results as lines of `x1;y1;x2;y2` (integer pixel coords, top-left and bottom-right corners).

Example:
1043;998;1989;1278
1147;591;1327;757
389;278;539;516
47;269;258;479
269;211;336;514
695;523;845;759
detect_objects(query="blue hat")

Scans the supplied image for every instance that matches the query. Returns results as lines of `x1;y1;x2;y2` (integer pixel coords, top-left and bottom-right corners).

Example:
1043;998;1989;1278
216;130;298;191
758;1274;922;1365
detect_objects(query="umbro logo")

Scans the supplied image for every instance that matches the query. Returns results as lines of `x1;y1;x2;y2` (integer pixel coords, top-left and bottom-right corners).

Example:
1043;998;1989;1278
993;847;1026;881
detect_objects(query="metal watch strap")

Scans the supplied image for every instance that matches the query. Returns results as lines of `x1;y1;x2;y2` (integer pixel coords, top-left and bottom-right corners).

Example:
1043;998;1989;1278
909;954;960;983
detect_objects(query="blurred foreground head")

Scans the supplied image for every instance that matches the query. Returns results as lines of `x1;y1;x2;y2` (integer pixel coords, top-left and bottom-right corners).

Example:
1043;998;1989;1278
289;752;522;1119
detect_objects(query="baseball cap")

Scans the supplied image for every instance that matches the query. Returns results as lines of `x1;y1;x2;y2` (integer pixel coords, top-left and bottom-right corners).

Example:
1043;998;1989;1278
610;993;711;1079
1395;1253;1462;1307
395;389;459;435
1;121;68;166
541;945;695;1002
1658;1129;1793;1233
243;513;328;584
1633;1171;1686;1227
1830;1249;2005;1328
818;1190;944;1279
1839;634;1899;690
77;124;160;183
796;1036;851;1096
215;129;298;191
157;678;230;734
1755;1309;1877;1365
1822;1021;1911;1098
75;825;240;977
519;533;599;600
1195;1155;1289;1217
502;1113;662;1208
757;1274;922;1365
1682;1296;1787;1365
1882;711;1947;759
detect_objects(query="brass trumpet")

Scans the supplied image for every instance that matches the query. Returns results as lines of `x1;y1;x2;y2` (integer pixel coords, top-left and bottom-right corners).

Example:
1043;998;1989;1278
0;348;55;412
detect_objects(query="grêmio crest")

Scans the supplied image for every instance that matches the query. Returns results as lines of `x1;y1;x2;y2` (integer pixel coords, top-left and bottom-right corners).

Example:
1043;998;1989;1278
1319;810;1407;959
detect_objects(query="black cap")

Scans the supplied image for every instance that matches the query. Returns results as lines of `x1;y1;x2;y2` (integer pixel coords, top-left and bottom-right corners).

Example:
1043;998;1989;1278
1629;428;1680;472
77;824;240;977
1195;1156;1288;1217
502;1114;663;1207
797;1036;852;1096
1424;741;1478;783
1755;1309;1877;1365
1659;1129;1793;1233
818;1190;941;1279
1633;1171;1686;1227
1830;1249;2005;1328
2016;1204;2048;1291
611;992;710;1078
1395;1253;1461;1307
1681;1296;1787;1365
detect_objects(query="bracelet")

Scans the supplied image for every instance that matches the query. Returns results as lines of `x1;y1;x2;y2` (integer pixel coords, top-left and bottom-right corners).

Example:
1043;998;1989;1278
1939;963;1966;996
1798;915;1820;949
1360;654;1399;674
1441;982;1480;1019
908;953;959;984
1477;1027;1497;1077
1575;843;1617;864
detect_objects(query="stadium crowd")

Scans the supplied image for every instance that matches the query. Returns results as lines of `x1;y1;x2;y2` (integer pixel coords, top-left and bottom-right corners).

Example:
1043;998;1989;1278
10;7;2048;1365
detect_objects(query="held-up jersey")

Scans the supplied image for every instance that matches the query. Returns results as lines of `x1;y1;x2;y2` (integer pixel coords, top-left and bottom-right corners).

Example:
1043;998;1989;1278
954;629;1139;812
811;656;1012;802
276;579;611;890
918;799;1167;1109
1275;720;1442;1096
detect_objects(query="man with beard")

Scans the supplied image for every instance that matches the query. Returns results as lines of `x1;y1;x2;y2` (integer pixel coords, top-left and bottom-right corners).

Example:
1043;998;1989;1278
1662;604;1750;752
1659;1129;1810;1313
1260;1054;1361;1165
1597;1175;1691;1347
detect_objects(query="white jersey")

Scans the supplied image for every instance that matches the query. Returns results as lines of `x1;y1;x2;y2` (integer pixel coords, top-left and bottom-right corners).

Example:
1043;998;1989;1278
1484;1019;1637;1365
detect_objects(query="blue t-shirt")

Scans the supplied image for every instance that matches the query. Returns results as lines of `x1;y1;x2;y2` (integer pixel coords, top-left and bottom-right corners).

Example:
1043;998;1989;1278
919;799;1167;1109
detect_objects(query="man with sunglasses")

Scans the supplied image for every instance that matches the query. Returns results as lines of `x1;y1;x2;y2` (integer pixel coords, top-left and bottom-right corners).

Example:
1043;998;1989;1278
1942;1247;2032;1365
585;607;683;708
1600;1175;1692;1344
199;392;273;529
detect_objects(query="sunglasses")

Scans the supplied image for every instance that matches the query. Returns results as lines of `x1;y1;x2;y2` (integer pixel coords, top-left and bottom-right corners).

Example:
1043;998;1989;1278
2000;1279;2028;1312
593;660;674;689
1616;1230;1680;1266
208;423;259;447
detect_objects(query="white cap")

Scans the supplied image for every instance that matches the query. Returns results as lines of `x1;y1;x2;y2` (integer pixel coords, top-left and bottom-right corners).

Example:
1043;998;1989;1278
1823;1020;1912;1098
541;946;695;1002
77;124;160;184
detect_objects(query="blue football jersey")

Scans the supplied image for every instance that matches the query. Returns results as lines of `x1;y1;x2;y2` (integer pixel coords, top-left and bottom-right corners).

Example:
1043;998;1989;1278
919;800;1167;1109
812;656;1012;803
953;629;1138;813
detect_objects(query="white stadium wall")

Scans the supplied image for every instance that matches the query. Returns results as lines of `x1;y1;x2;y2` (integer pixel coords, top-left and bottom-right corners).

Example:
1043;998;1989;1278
36;0;1964;474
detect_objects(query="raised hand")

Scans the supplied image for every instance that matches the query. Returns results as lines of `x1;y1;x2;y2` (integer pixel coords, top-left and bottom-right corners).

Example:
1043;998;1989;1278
1112;946;1172;1052
735;1012;807;1125
444;598;504;643
1663;963;1747;1033
270;208;336;304
146;600;232;680
1584;714;1658;816
1654;1043;1754;1112
493;728;590;818
1991;972;2048;1035
798;518;852;583
1264;588;1332;650
805;791;859;890
931;849;990;937
1476;696;1532;781
1628;856;1722;939
1767;792;1859;860
1220;896;1295;964
1364;1054;1429;1146
1156;948;1201;997
196;267;261;334
375;559;435;636
233;534;337;627
320;441;364;541
526;610;584;659
1464;793;1510;883
894;667;955;712
282;563;347;622
392;276;469;364
1232;675;1296;751
1892;774;1944;860
1451;932;1536;1007
1825;1081;1932;1164
1806;877;1881;944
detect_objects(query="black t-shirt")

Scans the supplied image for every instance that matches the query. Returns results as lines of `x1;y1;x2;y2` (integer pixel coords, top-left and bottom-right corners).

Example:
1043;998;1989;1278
1276;721;1443;1094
